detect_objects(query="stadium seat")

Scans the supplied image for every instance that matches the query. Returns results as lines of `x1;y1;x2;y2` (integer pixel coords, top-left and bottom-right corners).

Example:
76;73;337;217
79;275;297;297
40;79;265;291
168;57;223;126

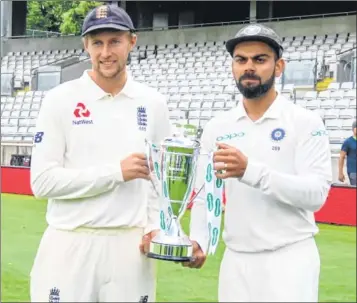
334;99;350;109
329;130;346;143
325;119;342;130
341;118;355;130
327;82;340;91
1;30;356;155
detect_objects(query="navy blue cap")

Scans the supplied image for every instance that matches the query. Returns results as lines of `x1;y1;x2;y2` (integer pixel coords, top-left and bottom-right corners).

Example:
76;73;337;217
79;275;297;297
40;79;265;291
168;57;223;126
226;24;284;58
81;4;135;36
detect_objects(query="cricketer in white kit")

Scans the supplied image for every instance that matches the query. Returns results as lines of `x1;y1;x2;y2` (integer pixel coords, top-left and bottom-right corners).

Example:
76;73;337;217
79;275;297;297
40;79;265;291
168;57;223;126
186;24;332;302
30;4;171;303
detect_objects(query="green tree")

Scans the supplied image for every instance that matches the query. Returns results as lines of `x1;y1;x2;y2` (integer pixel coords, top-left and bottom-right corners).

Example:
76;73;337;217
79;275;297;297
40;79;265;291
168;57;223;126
60;1;104;35
26;1;103;35
60;1;103;35
26;1;73;33
26;1;52;32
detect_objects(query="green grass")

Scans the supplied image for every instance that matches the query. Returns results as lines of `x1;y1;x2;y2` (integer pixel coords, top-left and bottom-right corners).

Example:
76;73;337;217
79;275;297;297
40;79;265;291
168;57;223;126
1;193;356;302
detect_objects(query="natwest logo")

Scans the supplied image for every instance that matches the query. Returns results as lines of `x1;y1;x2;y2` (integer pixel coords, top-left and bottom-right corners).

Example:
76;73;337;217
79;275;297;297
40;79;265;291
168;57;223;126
74;103;90;118
73;103;93;125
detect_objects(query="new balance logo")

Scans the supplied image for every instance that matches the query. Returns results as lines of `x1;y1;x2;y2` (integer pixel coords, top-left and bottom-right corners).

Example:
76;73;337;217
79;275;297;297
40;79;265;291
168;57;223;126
73;103;93;125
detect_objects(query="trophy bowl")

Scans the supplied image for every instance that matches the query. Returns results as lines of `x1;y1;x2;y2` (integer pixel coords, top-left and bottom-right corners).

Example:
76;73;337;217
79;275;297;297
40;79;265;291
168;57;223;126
145;136;201;262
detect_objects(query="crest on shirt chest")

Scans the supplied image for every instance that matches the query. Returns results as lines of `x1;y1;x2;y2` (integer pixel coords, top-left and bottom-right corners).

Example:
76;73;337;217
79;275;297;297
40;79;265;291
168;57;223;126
137;106;147;131
270;127;286;151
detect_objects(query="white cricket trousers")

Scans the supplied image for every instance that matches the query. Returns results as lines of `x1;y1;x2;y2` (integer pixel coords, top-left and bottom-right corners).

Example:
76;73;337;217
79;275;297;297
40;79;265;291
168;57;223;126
30;226;156;302
219;237;320;302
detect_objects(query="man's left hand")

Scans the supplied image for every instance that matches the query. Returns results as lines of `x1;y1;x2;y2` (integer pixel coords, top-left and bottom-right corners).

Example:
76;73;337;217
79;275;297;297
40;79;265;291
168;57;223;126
139;229;160;255
213;143;248;179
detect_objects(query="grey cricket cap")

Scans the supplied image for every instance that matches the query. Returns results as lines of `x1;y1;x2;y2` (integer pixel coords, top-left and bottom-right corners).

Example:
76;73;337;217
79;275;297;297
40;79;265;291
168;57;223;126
226;24;284;58
81;4;135;36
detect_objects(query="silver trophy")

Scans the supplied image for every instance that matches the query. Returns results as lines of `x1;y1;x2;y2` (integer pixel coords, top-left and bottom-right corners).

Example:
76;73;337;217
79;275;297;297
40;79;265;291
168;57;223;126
145;136;201;262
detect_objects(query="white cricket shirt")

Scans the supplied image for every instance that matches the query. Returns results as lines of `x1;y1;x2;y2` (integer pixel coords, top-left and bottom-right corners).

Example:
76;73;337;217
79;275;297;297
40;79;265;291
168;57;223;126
190;93;332;253
31;70;171;233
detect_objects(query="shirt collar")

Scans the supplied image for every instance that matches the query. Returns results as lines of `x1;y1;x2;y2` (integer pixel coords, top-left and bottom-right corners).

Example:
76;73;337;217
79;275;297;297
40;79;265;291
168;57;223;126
119;72;137;99
232;91;286;121
80;70;137;100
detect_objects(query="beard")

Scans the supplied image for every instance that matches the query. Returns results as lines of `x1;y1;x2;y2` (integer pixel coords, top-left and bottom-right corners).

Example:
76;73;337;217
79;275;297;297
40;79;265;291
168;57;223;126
96;61;125;79
235;71;275;99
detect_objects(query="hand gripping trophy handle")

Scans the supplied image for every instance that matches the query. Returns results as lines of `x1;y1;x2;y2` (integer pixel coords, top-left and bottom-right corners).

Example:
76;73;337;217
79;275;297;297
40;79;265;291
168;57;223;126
145;137;202;262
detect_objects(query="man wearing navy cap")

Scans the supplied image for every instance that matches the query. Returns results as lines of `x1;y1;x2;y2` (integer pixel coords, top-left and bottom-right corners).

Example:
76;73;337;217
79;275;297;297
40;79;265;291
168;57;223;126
186;24;332;302
30;4;171;302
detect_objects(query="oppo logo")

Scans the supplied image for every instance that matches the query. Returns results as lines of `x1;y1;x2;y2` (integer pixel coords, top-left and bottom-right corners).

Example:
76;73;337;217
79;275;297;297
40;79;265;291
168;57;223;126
216;132;245;141
311;130;328;136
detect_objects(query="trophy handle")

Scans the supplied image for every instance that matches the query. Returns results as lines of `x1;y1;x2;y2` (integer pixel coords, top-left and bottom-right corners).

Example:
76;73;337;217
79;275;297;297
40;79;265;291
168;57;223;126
145;139;161;197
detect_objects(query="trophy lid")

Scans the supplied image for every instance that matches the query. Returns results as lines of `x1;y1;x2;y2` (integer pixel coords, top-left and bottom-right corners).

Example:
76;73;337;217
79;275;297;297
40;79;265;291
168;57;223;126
162;136;200;149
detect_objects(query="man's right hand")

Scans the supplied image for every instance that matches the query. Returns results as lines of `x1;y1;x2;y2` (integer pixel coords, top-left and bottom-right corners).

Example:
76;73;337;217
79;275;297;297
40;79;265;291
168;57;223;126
121;153;151;182
181;241;207;269
338;173;345;183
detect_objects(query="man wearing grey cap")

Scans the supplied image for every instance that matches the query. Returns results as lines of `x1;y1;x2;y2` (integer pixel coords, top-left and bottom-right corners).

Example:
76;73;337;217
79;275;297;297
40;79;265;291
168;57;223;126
338;120;357;185
30;4;171;302
186;24;332;302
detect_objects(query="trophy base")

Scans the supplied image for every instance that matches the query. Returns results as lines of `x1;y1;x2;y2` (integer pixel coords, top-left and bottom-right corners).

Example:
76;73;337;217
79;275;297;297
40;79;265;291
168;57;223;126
146;252;192;262
147;233;193;262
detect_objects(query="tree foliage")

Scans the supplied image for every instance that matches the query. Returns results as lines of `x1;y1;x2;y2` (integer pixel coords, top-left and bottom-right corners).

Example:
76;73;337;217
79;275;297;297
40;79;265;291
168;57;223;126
60;1;104;35
26;1;104;35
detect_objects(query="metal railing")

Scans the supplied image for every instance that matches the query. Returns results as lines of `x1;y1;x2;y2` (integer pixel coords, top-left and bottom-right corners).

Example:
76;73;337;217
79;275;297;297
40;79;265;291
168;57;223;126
25;29;65;37
337;46;357;57
5;29;75;39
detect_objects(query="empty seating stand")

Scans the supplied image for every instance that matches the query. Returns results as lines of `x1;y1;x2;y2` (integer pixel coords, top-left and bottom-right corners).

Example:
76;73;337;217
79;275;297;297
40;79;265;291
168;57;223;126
0;49;86;89
0;31;356;153
1;91;45;142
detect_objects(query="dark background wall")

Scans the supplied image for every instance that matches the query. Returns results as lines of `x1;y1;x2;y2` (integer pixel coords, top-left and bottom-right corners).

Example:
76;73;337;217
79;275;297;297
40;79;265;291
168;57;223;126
7;1;357;36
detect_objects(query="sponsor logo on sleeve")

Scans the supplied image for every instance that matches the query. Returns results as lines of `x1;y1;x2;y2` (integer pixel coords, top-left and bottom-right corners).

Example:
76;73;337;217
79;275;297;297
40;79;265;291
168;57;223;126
311;129;328;136
34;131;44;143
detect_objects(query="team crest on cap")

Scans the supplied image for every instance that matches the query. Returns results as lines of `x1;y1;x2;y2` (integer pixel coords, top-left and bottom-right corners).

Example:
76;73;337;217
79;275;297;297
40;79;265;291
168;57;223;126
271;128;286;141
96;5;108;19
242;25;261;36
